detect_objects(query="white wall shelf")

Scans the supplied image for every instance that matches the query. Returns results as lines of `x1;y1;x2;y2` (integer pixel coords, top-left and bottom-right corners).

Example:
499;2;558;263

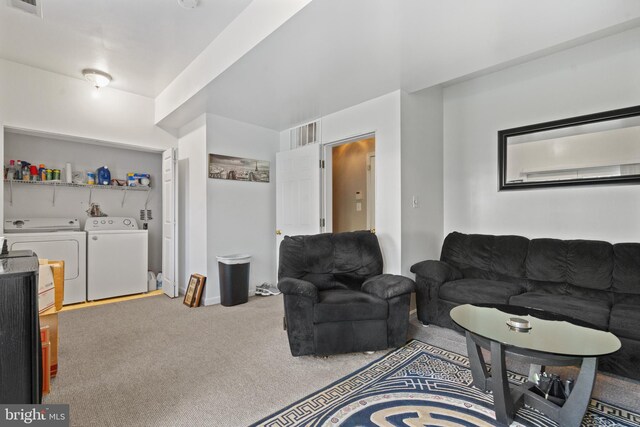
4;179;151;207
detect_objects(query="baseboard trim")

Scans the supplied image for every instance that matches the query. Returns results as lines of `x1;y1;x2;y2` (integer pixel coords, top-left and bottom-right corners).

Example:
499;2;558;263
204;296;221;306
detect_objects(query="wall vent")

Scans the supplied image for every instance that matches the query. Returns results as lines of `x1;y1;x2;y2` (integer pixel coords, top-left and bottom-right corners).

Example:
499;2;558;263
7;0;42;18
290;120;320;150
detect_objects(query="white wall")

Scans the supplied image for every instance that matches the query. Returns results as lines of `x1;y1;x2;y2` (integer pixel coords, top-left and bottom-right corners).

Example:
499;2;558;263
319;91;403;273
0;59;175;151
401;88;444;276
4;132;163;272
205;114;279;305
177;116;208;295
443;27;640;243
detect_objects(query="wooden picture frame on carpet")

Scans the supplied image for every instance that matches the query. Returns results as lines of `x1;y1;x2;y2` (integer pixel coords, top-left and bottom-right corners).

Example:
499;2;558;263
192;274;206;307
183;275;198;307
184;274;206;307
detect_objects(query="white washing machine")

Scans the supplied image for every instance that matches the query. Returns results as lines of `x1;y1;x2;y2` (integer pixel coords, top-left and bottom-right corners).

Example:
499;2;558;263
4;217;87;304
85;217;148;300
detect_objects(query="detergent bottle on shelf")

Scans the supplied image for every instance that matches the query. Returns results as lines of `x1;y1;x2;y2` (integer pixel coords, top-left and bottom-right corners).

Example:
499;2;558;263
97;166;111;185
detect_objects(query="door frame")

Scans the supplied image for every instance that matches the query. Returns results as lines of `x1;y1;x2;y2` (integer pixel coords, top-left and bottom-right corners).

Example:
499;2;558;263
366;152;375;230
321;132;375;233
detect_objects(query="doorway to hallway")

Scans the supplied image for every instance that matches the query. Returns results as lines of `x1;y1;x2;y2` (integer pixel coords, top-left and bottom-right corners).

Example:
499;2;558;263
325;136;375;233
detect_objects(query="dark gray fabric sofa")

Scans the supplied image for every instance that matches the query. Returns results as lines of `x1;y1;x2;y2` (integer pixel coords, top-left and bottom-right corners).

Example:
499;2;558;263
278;231;415;356
411;231;640;380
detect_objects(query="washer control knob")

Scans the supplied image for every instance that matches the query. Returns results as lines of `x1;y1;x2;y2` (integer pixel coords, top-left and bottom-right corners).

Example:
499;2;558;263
108;220;113;224
101;220;106;224
123;219;132;226
93;220;98;224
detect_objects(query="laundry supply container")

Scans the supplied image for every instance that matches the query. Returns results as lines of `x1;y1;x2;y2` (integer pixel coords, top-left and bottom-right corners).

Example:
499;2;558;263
217;254;251;306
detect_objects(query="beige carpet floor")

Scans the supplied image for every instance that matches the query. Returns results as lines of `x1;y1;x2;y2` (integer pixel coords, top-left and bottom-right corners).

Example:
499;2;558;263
45;295;640;426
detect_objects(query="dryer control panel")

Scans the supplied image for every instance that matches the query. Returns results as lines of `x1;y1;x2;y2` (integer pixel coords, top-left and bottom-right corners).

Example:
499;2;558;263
84;217;139;231
4;218;80;233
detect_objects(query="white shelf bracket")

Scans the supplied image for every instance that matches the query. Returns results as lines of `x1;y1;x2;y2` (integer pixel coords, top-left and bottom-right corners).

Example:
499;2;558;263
52;184;56;207
121;188;128;207
9;180;13;206
88;187;93;205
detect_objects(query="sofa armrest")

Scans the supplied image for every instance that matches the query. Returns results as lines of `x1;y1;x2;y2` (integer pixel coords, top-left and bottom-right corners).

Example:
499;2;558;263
410;260;462;283
277;278;319;302
361;274;415;300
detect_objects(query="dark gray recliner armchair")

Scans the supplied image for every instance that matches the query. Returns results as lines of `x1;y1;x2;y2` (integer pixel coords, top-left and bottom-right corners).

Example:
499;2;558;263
278;231;415;356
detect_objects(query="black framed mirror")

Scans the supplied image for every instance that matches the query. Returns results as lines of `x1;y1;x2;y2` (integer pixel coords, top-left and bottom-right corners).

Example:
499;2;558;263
499;105;640;190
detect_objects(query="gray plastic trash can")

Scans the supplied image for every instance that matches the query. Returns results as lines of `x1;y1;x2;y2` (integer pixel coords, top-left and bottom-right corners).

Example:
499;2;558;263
217;254;251;306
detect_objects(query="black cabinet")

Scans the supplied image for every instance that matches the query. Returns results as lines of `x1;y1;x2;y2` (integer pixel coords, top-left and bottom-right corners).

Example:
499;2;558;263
0;251;41;404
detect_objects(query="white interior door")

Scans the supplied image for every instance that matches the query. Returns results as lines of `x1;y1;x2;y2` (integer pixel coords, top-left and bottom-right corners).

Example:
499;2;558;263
162;148;178;297
275;144;321;277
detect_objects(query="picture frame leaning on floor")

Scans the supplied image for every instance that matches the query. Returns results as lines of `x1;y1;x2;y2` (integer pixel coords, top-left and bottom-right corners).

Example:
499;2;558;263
183;274;206;307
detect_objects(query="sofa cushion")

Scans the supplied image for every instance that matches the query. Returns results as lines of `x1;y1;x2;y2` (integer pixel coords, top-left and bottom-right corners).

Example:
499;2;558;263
509;292;610;330
566;240;613;290
609;304;640;341
441;232;529;279
438;279;525;305
613;243;640;294
526;239;613;290
314;289;387;323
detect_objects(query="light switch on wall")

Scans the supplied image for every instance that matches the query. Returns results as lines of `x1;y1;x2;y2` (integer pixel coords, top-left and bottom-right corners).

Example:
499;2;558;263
412;196;419;208
356;202;362;212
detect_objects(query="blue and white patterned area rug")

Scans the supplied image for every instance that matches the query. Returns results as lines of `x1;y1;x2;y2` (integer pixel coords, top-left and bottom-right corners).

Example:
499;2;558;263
252;340;640;427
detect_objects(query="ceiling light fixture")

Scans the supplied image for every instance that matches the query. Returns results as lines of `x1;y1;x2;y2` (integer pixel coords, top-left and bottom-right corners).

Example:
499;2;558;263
82;69;112;89
177;0;198;9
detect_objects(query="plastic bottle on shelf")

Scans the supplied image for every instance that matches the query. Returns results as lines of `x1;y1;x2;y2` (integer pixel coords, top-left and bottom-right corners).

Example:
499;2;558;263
97;166;111;185
15;161;22;180
39;164;46;181
65;163;72;183
6;160;15;180
30;166;38;181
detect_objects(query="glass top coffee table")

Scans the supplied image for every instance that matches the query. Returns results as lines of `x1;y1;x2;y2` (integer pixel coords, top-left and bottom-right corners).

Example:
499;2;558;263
450;304;621;427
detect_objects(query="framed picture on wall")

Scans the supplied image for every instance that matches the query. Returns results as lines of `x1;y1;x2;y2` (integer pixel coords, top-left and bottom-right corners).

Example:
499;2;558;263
208;153;270;182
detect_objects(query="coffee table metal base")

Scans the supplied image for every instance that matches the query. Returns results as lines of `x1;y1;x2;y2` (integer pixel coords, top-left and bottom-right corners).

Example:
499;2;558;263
465;331;597;427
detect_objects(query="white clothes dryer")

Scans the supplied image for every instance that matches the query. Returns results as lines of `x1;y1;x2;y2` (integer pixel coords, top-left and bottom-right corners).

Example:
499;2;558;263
85;217;148;300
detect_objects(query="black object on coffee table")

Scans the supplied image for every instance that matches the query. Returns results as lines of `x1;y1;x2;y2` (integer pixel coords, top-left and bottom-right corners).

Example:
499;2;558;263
450;304;621;427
